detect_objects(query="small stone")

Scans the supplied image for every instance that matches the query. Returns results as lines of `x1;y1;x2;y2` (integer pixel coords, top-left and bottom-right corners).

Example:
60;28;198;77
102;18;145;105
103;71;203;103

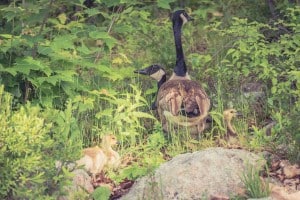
283;164;300;179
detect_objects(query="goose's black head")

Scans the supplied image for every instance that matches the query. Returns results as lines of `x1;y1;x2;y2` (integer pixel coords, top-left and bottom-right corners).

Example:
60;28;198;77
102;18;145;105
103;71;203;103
134;64;166;82
172;10;193;26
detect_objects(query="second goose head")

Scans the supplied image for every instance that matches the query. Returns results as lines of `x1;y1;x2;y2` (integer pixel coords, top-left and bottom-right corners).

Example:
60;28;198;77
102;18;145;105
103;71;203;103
134;64;166;88
135;64;166;109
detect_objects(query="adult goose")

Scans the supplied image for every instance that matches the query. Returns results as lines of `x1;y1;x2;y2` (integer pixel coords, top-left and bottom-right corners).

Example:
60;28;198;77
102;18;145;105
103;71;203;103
135;10;210;134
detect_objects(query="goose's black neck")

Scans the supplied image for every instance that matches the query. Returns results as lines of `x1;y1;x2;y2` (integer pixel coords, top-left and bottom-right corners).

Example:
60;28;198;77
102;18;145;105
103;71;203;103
173;16;187;77
150;74;166;110
157;74;167;88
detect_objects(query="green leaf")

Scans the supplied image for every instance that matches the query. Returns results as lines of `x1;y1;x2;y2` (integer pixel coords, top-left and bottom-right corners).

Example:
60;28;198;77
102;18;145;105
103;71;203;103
36;76;60;86
0;34;13;39
239;41;249;53
102;0;120;7
57;13;67;25
89;31;111;39
37;46;53;56
131;111;156;120
0;67;18;76
89;31;117;50
76;44;92;55
157;0;175;9
95;108;114;119
51;35;75;51
226;48;236;56
271;86;277;94
85;8;101;17
14;57;52;76
104;37;117;50
92;186;111;200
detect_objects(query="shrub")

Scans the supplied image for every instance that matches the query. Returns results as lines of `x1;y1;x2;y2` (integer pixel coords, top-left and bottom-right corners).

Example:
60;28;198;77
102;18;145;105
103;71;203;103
0;85;82;199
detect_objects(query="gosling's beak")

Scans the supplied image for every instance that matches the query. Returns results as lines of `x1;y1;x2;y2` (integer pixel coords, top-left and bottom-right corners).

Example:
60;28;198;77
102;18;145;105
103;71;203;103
134;68;148;75
205;115;213;123
236;111;243;117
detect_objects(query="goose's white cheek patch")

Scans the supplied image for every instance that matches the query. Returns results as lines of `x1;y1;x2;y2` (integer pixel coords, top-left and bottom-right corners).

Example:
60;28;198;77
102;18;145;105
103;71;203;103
150;69;165;81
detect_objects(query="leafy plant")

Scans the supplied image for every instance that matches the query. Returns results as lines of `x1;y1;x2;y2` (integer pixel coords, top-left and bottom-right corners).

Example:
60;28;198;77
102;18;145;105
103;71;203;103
92;186;111;200
205;6;300;161
0;1;299;199
0;85;54;198
0;84;87;199
93;85;156;145
241;164;270;198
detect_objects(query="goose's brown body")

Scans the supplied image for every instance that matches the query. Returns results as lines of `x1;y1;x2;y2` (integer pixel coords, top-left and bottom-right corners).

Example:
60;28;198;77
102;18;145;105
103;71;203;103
157;79;210;134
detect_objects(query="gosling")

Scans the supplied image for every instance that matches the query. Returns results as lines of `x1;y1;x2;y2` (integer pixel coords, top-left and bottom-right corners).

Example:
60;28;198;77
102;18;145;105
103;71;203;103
76;134;120;180
223;108;242;137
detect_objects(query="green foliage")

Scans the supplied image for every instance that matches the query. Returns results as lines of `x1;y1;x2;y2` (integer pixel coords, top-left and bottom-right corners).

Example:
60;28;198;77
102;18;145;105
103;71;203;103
108;131;166;183
204;6;300;161
0;85;84;199
92;85;156;145
92;186;111;200
241;164;270;198
0;85;53;198
0;1;300;198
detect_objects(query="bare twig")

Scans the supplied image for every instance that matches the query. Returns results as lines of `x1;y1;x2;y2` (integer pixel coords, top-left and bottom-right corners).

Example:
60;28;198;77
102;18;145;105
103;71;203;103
94;6;123;64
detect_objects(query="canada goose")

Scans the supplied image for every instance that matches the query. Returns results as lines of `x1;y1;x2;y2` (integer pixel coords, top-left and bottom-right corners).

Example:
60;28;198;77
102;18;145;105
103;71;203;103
135;10;192;109
135;10;210;134
76;134;120;180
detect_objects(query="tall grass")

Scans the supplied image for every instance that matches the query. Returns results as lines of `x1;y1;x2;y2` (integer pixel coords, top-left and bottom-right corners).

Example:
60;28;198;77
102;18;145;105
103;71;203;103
241;164;270;198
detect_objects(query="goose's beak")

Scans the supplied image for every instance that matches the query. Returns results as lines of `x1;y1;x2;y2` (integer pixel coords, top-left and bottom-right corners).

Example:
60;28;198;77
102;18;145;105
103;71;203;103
134;68;148;75
187;16;194;21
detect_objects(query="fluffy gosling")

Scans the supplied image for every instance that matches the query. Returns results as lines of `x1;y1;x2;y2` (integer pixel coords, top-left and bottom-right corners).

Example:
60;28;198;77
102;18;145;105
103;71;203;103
76;134;120;180
223;109;242;137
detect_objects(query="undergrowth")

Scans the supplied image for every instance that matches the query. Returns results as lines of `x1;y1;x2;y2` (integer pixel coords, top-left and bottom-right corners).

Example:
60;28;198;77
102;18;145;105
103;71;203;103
241;164;270;198
0;0;299;199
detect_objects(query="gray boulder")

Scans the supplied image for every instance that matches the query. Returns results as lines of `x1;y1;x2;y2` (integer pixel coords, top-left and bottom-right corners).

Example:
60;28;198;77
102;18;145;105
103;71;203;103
120;147;265;200
58;169;94;200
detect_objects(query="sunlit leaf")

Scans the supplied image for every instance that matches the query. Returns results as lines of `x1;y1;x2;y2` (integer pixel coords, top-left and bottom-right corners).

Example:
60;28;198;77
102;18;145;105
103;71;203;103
157;0;175;9
57;13;67;25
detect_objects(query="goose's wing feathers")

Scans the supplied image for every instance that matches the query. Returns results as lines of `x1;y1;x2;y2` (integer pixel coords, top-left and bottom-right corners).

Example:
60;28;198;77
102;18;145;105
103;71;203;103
157;79;209;116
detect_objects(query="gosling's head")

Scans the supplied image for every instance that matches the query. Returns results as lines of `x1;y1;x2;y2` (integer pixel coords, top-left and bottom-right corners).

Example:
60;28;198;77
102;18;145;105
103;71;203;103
102;134;118;146
134;64;166;82
223;109;242;122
